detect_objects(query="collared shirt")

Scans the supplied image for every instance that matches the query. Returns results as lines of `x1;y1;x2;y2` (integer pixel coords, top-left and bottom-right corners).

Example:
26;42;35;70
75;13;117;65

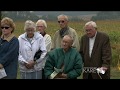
0;33;19;79
89;32;97;57
1;33;15;42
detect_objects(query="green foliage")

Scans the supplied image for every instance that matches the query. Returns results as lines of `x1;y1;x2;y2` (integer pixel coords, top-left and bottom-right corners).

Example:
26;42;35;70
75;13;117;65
108;31;120;44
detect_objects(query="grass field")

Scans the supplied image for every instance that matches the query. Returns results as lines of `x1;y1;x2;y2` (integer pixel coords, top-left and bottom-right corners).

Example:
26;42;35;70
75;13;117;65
17;67;120;79
14;20;120;79
110;67;120;79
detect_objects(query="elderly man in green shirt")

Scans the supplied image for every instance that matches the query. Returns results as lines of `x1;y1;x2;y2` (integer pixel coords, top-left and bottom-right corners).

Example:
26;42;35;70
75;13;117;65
44;35;83;79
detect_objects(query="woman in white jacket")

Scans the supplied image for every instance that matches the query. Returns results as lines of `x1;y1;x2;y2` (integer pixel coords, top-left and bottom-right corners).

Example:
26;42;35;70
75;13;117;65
18;20;47;79
36;19;52;52
36;20;52;67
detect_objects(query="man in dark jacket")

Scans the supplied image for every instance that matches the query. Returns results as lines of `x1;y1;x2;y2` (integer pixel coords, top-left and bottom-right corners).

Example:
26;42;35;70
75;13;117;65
0;31;1;37
79;21;112;79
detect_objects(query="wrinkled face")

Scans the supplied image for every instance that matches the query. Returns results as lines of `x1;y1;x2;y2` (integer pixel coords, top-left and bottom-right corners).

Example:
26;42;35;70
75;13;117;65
58;16;68;29
36;22;45;33
26;27;35;38
85;25;96;38
1;25;12;35
61;36;72;51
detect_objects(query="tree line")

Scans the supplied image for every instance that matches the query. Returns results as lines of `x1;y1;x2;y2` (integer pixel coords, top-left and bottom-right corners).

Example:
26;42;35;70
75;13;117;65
1;11;120;22
1;11;84;21
91;11;120;21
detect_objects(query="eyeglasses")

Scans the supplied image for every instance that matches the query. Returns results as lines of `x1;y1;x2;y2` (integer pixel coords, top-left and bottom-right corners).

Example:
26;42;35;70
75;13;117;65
26;29;34;33
58;20;65;23
1;27;10;29
85;29;92;32
36;26;44;28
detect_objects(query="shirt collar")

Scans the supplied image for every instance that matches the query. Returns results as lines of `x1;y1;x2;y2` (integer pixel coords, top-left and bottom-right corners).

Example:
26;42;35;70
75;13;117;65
90;31;97;39
1;33;15;42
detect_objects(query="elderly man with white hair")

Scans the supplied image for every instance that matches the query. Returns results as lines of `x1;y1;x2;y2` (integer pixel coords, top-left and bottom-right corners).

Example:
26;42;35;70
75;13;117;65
44;35;83;79
52;14;80;51
79;21;112;79
18;20;47;79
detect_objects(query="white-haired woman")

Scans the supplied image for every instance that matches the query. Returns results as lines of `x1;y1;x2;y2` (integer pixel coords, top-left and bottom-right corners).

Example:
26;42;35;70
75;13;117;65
36;19;52;67
36;19;52;52
18;20;47;79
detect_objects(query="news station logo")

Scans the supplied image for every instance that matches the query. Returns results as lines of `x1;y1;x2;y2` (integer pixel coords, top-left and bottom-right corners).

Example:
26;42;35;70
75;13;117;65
83;67;98;73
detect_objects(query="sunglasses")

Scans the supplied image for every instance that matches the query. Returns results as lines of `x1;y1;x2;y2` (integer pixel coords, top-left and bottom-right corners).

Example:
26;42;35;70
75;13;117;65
58;20;65;23
1;27;10;29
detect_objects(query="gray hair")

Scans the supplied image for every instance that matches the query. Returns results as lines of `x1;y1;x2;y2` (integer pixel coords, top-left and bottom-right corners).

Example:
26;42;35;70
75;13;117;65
57;14;69;21
85;21;97;29
24;20;36;31
36;19;47;28
63;35;73;44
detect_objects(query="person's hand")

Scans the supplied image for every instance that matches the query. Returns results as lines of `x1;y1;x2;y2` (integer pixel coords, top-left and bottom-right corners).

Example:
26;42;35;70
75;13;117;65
0;63;3;69
97;67;108;74
101;67;108;71
61;73;67;78
54;73;67;79
24;60;35;69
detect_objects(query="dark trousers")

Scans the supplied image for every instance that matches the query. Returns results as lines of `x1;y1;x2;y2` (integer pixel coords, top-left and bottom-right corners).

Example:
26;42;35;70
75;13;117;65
88;73;93;79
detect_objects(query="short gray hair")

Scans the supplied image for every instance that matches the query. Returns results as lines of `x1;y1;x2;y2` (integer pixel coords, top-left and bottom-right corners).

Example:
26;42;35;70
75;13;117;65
85;21;97;28
57;14;69;21
36;19;47;28
63;35;73;44
24;20;36;31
